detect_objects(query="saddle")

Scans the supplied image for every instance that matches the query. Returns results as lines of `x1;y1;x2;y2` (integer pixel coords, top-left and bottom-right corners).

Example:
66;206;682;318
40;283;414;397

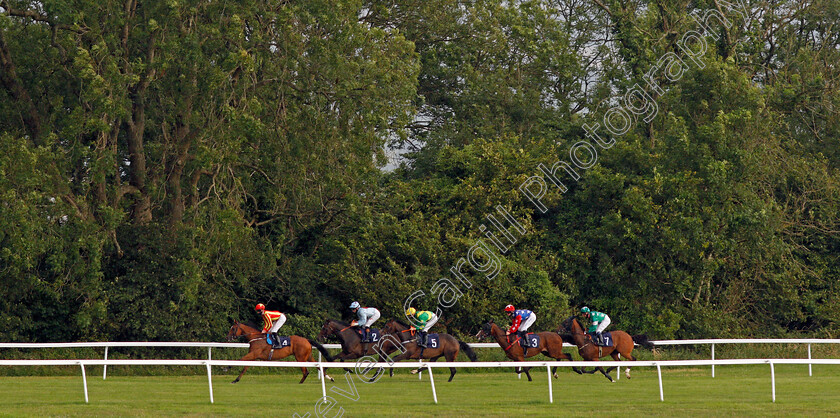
266;334;291;349
356;328;381;343
417;332;439;348
589;332;614;347
519;333;540;348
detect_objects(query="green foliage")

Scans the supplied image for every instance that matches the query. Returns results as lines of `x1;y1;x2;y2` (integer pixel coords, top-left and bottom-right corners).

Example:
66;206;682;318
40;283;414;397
1;0;839;343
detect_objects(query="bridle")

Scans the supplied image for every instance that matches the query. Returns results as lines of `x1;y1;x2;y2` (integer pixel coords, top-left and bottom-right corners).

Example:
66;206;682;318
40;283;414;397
228;323;265;344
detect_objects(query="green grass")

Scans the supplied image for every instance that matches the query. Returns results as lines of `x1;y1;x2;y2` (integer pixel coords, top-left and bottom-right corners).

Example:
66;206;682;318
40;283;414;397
0;365;839;417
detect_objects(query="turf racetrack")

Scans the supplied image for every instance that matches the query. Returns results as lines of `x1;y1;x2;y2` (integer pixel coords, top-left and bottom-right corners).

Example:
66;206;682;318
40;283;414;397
1;365;838;416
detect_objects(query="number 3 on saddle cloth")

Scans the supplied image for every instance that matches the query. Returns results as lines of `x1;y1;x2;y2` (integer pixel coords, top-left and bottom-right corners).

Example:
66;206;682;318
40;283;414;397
266;334;291;349
519;333;540;348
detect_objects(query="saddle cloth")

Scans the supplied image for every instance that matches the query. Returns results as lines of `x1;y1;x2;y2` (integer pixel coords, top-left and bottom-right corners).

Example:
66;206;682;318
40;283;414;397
267;335;291;348
358;329;381;343
426;333;440;348
595;332;614;347
520;333;540;348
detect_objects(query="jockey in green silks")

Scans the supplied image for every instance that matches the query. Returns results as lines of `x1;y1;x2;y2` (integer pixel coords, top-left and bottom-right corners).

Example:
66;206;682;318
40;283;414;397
580;306;611;345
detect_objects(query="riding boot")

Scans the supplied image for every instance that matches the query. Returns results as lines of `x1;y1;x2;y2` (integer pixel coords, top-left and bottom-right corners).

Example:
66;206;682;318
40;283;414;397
594;332;602;346
362;327;369;343
418;331;426;348
354;326;363;342
270;332;279;348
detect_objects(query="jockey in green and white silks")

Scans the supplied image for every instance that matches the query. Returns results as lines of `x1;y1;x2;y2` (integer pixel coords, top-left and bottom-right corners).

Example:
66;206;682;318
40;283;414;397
580;306;610;345
350;301;380;343
405;307;438;347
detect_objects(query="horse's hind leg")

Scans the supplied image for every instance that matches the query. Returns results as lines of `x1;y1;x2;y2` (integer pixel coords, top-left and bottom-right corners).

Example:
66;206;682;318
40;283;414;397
299;367;309;384
615;351;634;379
524;367;532;382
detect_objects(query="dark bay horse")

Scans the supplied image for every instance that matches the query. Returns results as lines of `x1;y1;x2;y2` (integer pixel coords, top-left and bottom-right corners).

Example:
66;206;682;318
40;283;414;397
380;319;478;382
226;321;334;384
558;316;653;381
476;319;572;381
317;319;383;361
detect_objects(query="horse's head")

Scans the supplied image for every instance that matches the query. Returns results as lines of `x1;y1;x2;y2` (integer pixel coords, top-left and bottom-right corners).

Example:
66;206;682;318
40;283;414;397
559;316;582;334
382;319;398;335
227;321;245;342
317;319;335;342
475;319;494;340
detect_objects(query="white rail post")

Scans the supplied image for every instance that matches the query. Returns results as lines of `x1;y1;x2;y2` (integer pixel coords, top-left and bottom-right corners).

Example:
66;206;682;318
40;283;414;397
206;362;214;404
419;359;423;380
808;344;812;377
656;364;663;402
319;362;327;400
546;364;553;403
80;362;89;404
208;347;212;362
770;361;776;403
426;363;438;404
617;353;620;381
102;347;108;380
318;352;323;381
711;343;715;378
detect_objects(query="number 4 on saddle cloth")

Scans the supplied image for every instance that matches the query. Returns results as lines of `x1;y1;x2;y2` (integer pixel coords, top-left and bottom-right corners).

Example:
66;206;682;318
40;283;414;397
519;333;540;348
266;334;291;349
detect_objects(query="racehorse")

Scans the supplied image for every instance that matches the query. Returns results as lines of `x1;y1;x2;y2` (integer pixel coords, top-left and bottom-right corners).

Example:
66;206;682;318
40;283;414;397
226;321;334;384
558;316;653;381
476;319;572;381
380;319;478;382
317;319;384;361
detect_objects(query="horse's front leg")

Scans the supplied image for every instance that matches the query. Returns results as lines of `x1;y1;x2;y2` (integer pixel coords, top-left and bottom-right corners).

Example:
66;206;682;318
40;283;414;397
334;352;355;373
231;352;259;384
596;366;614;382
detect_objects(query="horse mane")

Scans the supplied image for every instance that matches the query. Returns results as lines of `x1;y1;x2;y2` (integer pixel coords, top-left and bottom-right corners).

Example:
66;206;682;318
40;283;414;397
391;318;410;328
241;321;261;331
329;318;351;327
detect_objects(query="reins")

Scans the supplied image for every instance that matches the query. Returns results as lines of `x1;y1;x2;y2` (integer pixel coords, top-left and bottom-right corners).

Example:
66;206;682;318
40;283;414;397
504;335;522;352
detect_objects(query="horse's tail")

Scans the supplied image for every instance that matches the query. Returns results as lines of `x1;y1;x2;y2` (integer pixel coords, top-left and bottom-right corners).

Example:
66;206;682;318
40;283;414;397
458;340;478;362
308;339;334;362
632;334;655;350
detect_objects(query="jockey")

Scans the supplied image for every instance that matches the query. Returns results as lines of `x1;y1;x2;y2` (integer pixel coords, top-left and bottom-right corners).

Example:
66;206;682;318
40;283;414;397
255;303;286;347
505;305;536;340
405;307;438;348
580;306;611;345
349;301;380;343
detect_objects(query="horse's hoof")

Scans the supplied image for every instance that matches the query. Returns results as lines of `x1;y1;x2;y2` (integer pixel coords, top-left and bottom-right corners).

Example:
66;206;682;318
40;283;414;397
410;370;418;375
553;373;558;379
230;381;238;384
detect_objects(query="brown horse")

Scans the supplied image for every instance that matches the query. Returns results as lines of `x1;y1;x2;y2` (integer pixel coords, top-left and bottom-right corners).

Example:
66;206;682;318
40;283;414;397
558;316;653;382
476;319;572;381
317;319;383;361
380;319;478;382
226;321;334;384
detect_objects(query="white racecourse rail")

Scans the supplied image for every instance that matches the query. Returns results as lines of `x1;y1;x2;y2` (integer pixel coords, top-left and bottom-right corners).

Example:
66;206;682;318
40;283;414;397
1;358;840;404
2;338;839;379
